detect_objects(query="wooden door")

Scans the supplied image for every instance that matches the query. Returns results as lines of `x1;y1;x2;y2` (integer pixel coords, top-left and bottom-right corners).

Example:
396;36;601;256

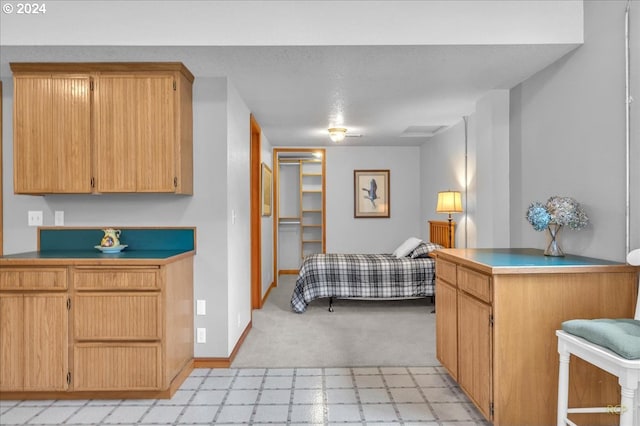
457;292;492;420
95;74;175;193
0;295;24;390
13;75;91;193
435;278;458;379
23;294;68;390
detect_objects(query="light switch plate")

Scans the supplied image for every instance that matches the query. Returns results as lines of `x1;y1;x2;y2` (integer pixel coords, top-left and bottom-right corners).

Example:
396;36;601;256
196;300;206;315
54;211;64;226
196;328;206;343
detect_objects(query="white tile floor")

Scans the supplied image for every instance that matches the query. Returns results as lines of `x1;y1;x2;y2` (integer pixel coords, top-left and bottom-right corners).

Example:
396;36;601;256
0;366;490;425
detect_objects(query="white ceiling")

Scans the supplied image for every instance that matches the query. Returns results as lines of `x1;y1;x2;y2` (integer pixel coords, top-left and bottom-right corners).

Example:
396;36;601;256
0;43;578;146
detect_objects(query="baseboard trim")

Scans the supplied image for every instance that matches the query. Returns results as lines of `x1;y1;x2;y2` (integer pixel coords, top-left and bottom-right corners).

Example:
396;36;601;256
279;269;298;275
193;320;252;369
261;280;276;305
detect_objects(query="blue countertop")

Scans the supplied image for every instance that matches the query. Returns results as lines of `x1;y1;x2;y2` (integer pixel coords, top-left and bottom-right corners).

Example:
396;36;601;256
436;248;633;274
459;248;622;267
1;249;191;260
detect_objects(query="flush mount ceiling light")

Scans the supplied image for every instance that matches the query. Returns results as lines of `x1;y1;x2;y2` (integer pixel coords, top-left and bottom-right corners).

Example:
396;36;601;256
328;127;347;143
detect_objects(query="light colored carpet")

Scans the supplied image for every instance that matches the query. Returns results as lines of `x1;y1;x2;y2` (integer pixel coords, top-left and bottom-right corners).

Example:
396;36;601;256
232;275;438;368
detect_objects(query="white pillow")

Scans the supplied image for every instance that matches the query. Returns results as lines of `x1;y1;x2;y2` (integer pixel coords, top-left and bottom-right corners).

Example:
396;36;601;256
393;237;423;258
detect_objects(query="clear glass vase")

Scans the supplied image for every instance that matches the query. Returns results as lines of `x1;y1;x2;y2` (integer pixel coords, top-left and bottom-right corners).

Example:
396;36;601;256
544;223;564;256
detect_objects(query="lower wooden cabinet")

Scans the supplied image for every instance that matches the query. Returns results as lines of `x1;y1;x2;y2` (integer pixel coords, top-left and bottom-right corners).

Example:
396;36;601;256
434;277;457;380
457;291;492;419
434;249;639;426
0;256;193;398
0;268;69;392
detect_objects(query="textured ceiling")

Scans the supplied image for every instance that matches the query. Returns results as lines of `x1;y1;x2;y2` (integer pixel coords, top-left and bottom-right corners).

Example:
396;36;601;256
0;44;579;146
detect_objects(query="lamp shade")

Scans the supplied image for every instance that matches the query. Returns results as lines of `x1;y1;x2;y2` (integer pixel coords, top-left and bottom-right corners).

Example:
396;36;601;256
436;190;463;214
328;127;347;143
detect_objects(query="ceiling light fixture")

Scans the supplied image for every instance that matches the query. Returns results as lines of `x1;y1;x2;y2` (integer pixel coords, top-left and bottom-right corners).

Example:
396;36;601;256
328;127;347;143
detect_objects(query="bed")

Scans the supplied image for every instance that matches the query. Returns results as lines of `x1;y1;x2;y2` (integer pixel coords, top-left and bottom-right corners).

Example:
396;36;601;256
290;221;453;313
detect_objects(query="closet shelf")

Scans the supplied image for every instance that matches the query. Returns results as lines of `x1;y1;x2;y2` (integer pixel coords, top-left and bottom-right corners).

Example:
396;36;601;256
302;224;321;228
302;239;322;244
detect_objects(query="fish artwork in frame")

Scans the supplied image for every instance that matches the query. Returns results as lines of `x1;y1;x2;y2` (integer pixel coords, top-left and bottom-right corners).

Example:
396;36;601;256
354;169;390;218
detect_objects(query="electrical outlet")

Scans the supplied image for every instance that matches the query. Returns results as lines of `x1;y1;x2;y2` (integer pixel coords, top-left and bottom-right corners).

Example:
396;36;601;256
196;328;206;343
196;300;206;315
28;211;43;227
54;211;65;226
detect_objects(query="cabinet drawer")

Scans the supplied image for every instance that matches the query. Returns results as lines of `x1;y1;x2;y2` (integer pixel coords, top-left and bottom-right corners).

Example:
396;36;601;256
74;293;161;339
436;259;457;285
0;268;67;290
457;267;491;303
73;343;161;390
73;268;159;290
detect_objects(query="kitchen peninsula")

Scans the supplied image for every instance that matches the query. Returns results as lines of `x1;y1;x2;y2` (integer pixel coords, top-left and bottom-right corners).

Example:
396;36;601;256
0;227;195;400
435;248;639;426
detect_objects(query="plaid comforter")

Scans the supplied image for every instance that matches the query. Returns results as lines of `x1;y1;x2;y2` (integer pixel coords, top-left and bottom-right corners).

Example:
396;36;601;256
291;253;435;313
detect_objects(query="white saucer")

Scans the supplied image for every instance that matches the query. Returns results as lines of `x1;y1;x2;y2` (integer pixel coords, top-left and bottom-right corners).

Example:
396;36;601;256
94;245;128;253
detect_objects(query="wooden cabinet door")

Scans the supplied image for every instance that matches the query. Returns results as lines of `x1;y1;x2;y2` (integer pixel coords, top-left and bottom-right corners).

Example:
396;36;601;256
14;75;92;193
0;295;24;391
435;278;458;379
95;74;175;193
23;294;68;390
458;292;492;420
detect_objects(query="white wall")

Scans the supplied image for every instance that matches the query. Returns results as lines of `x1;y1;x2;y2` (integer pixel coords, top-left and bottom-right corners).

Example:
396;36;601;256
419;120;467;247
226;82;252;353
325;146;421;253
420;90;509;250
510;0;640;261
474;90;510;248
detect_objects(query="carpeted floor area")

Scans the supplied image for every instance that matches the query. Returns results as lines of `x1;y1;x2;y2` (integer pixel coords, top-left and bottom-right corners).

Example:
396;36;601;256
232;275;437;368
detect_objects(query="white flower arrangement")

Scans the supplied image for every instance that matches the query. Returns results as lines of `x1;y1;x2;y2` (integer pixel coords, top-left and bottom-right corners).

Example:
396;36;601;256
526;196;589;232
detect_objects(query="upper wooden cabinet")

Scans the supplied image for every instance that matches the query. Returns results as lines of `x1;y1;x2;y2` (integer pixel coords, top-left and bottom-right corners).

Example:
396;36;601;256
11;63;194;194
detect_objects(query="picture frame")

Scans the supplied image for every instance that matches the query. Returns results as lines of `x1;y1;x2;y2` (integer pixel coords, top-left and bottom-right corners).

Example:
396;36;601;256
261;163;272;217
354;169;390;218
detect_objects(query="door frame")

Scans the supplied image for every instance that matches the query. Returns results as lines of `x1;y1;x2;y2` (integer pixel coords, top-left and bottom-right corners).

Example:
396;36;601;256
250;115;262;309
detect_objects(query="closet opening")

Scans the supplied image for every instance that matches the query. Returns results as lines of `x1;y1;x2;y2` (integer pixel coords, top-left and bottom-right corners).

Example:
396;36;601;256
273;148;326;284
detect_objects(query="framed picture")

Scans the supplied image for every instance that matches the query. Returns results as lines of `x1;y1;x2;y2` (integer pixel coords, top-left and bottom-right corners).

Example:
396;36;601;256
262;163;272;217
354;169;390;218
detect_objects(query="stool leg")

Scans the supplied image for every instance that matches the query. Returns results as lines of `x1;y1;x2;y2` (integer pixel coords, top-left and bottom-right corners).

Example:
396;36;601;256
619;386;634;426
557;349;570;426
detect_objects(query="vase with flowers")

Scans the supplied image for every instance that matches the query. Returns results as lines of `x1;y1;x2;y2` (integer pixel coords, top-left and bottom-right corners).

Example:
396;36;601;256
526;196;589;256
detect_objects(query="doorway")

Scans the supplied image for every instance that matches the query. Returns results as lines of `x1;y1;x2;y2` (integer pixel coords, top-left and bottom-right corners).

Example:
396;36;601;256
273;148;326;277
